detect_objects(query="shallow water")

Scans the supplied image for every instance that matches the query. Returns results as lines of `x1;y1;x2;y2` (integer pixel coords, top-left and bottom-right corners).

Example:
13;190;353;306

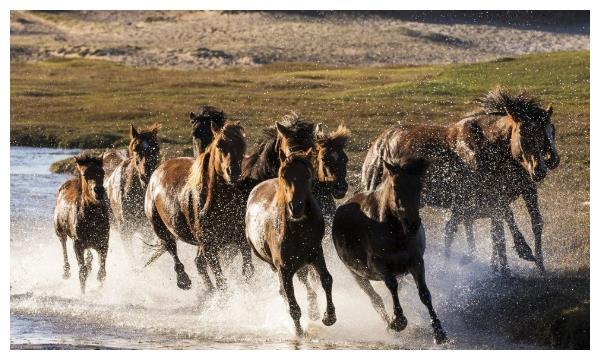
10;146;542;349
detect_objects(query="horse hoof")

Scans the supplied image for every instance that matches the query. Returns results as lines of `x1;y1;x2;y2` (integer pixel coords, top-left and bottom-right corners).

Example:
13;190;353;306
63;269;71;280
434;330;448;345
388;316;408;332
535;259;546;273
459;255;474;265
97;271;106;283
514;244;535;262
177;272;192;290
322;311;337;326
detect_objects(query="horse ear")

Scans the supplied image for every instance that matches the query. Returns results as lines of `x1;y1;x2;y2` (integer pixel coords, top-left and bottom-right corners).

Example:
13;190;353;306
150;122;162;135
382;159;396;174
130;124;139;139
189;112;197;123
276;122;293;138
210;120;220;135
546;105;553;116
315;123;324;137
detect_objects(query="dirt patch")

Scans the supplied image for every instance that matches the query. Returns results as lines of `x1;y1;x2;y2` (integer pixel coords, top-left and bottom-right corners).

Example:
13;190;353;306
10;10;589;70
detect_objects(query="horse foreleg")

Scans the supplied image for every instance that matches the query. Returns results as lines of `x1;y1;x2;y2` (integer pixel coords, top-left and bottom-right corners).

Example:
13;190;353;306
312;252;336;326
523;188;545;272
205;244;226;291
297;266;320;321
383;273;407;332
97;243;108;283
502;206;535;262
195;248;215;294
163;234;191;290
59;235;70;279
73;242;89;294
279;269;303;337
490;218;508;274
350;272;390;324
409;259;448;345
444;213;459;259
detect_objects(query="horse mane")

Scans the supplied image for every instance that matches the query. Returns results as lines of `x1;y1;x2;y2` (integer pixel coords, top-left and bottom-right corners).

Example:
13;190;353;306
191;105;226;128
74;153;103;168
186;122;245;210
242;111;316;180
317;124;351;148
471;87;547;122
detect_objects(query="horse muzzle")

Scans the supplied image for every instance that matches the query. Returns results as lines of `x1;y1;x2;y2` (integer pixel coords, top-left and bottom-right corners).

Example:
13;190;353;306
332;182;348;199
287;203;306;221
94;186;106;200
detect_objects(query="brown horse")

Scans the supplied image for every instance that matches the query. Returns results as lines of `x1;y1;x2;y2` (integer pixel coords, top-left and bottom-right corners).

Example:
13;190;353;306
145;121;247;290
54;154;109;293
333;157;447;344
245;150;336;336
104;124;161;256
102;149;128;178
361;88;558;272
190;105;226;157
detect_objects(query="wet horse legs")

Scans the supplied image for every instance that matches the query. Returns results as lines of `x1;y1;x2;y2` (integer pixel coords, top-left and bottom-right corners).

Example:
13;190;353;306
409;259;448;344
279;269;303;337
443;213;459;258
297;266;320;321
73;242;89;294
312;252;336;326
351;273;390;324
204;243;227;291
383;273;408;332
523;188;545;272
195;249;215;293
490;218;508;274
59;235;70;279
501;206;535;262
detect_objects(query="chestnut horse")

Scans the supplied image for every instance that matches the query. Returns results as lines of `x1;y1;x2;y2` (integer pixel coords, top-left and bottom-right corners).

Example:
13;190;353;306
105;124;161;255
333;157;447;344
190;105;226;157
361;88;558;272
245;151;336;336
54;154;109;293
144;121;247;290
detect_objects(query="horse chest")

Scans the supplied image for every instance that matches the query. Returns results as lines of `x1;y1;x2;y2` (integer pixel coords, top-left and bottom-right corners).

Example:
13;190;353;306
75;204;109;245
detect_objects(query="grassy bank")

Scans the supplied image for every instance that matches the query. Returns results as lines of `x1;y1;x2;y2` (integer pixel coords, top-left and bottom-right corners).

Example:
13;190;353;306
10;51;590;348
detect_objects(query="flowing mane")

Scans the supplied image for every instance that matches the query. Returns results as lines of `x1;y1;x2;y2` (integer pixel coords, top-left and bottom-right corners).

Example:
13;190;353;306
470;87;547;122
316;124;351;148
242;111;316;180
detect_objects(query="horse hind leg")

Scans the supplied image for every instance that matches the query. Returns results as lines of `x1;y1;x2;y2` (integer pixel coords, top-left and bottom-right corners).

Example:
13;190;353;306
459;218;476;265
490;218;509;275
85;250;93;273
204;243;227;291
409;259;448;345
279;269;304;337
97;241;108;284
444;213;459;259
58;235;70;279
312;252;336;327
503;207;535;262
351;272;390;325
240;242;255;283
297;266;320;321
151;212;191;290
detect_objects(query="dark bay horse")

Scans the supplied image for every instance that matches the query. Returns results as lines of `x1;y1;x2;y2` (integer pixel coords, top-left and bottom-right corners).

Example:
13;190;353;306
361;88;558;272
190;105;226;157
105;124;161;255
245;151;336;336
144;122;247;290
54;154;109;293
333;157;447;344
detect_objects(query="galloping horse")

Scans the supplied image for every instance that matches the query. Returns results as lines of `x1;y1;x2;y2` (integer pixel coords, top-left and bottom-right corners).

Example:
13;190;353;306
54;154;110;293
144;122;247;290
190;105;226;157
361;88;558;272
246;151;336;336
333;157;447;344
105;124;161;255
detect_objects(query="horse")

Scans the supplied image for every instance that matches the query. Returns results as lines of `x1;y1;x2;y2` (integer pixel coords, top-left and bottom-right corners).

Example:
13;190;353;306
54;154;110;293
190;105;226;157
102;149;128;178
333;157;447;344
313;124;351;221
361;88;558;272
245;150;336;336
104;124;161;256
144;121;247;290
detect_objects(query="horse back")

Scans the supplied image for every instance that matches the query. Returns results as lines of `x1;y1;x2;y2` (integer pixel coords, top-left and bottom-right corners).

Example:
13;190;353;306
245;179;279;265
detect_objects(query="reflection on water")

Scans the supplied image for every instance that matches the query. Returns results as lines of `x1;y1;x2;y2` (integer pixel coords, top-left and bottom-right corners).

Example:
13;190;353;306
10;146;540;349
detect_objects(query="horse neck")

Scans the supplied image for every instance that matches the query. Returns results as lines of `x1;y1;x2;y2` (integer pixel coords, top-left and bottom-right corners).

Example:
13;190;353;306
480;116;515;162
125;157;145;189
376;176;400;221
192;137;203;158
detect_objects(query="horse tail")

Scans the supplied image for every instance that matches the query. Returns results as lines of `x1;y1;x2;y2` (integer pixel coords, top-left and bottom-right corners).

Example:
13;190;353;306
141;237;166;268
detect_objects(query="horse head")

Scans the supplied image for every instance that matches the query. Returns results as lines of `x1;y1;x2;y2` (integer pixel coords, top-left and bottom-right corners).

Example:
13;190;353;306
129;123;161;184
278;149;314;221
74;153;105;202
315;124;351;199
